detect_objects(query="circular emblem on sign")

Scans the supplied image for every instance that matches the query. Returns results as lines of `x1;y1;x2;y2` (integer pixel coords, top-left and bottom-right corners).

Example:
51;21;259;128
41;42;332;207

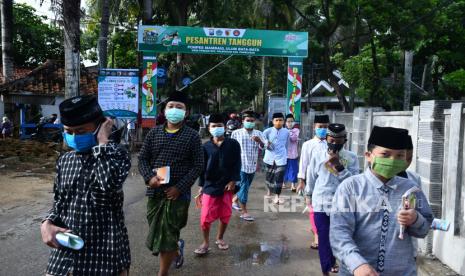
216;30;223;36
233;30;240;36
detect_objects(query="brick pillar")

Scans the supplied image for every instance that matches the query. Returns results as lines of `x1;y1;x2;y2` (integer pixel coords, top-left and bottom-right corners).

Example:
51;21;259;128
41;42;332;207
351;107;369;170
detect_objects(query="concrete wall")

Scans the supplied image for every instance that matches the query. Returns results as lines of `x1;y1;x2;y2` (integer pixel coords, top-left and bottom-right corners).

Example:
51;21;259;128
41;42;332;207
433;103;465;275
0;99;4;118
40;96;64;118
301;101;465;274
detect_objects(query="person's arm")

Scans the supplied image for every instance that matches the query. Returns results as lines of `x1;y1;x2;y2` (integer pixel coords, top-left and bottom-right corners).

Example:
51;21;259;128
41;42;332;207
330;182;369;274
336;153;360;182
406;190;434;238
43;158;63;224
289;128;299;142
175;133;204;194
306;154;318;196
298;142;309;180
231;141;242;182
91;143;131;207
257;130;267;149
138;129;156;184
198;147;207;187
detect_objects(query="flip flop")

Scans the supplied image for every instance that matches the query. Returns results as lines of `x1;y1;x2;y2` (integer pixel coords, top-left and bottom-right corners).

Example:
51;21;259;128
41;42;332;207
240;214;255;221
194;246;211;256
310;243;319;250
331;264;339;273
232;203;242;211
175;239;184;268
215;240;229;250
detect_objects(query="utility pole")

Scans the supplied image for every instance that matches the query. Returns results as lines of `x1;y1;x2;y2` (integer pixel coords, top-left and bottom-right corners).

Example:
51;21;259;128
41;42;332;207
403;50;413;111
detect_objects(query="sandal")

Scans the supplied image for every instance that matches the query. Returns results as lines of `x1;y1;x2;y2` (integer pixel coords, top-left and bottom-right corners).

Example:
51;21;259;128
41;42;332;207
215;240;229;250
310;242;319;250
232;202;242;211
331;264;339;273
240;214;255;221
194;246;210;256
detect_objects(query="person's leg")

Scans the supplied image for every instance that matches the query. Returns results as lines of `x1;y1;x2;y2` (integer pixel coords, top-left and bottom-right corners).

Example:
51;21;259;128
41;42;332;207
238;173;254;215
314;212;334;275
308;201;319;247
199;193;213;249
216;191;233;249
265;164;273;197
273;166;285;204
158;251;178;276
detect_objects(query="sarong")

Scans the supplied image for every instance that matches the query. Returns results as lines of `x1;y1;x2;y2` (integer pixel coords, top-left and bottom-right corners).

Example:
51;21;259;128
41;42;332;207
146;193;190;255
265;163;286;195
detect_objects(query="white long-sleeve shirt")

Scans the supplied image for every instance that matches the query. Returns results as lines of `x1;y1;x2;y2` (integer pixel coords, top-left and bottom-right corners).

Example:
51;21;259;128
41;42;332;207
298;137;327;180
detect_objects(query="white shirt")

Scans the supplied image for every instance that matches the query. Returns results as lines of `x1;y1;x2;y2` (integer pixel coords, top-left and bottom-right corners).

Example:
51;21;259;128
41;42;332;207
298;138;327;179
231;128;266;174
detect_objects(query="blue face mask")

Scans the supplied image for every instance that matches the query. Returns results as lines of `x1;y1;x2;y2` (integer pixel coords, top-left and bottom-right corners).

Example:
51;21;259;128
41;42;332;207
210;127;225;137
165;108;186;124
315;128;328;139
243;122;255;129
63;132;97;152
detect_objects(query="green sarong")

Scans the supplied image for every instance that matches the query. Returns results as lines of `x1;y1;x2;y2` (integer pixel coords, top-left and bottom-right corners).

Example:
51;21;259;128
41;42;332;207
146;194;190;255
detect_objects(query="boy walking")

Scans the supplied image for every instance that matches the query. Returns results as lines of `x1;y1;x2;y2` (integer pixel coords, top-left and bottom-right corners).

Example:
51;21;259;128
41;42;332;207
263;113;289;205
138;91;204;276
231;111;266;221
330;126;433;276
195;114;241;255
306;123;359;275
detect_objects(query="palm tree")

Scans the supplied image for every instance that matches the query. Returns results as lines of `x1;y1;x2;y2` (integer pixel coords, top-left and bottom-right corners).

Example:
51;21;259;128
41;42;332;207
1;0;14;83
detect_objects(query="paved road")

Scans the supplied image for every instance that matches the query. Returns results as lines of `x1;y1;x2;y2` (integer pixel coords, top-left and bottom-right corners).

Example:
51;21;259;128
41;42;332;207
0;158;322;276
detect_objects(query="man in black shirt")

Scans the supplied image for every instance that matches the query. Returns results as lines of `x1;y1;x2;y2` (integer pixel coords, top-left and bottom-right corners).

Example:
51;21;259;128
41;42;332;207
138;90;203;275
194;113;241;255
41;95;131;276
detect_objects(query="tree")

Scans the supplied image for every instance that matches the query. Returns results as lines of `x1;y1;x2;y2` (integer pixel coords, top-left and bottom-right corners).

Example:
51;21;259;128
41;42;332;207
62;0;82;98
11;3;63;67
1;0;14;83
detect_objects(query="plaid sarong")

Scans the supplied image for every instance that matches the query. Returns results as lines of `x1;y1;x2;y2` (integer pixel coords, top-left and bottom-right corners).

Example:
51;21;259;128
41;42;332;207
265;163;286;195
146;194;190;255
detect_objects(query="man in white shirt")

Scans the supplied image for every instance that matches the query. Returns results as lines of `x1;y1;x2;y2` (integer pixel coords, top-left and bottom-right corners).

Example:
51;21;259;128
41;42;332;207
296;114;330;250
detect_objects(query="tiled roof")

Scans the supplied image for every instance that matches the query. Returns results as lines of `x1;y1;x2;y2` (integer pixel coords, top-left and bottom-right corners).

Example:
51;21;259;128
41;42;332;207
0;67;32;82
0;60;98;96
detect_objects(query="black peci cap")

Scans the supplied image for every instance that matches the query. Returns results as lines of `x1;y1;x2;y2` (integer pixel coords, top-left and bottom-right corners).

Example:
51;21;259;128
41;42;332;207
59;95;104;127
314;115;330;124
368;126;409;150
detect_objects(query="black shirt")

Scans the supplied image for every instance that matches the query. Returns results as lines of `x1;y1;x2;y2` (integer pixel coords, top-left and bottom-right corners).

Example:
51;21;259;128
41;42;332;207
199;138;241;196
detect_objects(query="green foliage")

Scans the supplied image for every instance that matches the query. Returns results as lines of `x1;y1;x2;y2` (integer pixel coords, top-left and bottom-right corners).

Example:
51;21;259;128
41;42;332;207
11;3;63;67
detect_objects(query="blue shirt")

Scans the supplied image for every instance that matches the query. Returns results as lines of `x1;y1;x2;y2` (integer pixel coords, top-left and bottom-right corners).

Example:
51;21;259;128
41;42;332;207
330;169;434;276
262;127;289;166
305;149;359;212
199;138;241;196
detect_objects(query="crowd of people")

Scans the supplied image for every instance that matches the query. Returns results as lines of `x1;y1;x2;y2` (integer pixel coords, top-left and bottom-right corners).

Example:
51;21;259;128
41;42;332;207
40;91;433;276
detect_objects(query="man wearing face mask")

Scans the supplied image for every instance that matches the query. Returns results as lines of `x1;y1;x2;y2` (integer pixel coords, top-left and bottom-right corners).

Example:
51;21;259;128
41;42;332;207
263;112;290;205
305;123;359;275
297;114;330;250
138;90;203;275
41;95;131;276
195;114;241;255
231;111;266;221
330;126;433;276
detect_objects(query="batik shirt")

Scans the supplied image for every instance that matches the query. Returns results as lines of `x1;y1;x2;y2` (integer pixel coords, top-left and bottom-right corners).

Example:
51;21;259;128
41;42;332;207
330;169;433;276
44;143;131;276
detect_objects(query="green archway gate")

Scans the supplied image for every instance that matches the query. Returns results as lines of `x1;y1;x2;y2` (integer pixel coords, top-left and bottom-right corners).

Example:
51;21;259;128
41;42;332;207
137;25;308;125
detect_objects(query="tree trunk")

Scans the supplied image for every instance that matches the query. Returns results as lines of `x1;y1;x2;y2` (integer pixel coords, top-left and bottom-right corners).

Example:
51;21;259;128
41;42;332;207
98;0;110;68
142;0;153;24
368;28;381;106
403;50;413;111
323;38;350;112
173;1;188;90
1;0;14;83
63;0;81;99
